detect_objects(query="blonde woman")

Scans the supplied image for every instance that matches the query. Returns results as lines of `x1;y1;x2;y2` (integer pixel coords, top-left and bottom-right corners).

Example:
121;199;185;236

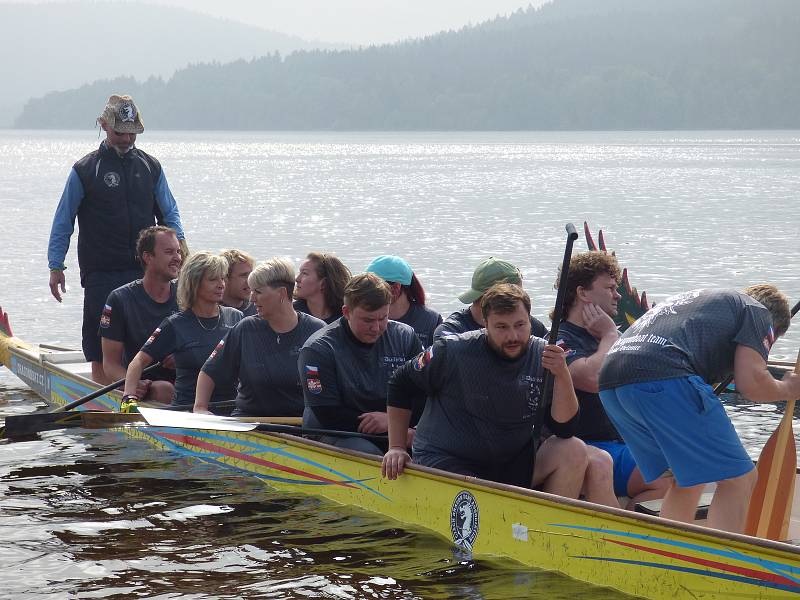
196;257;326;417
293;252;351;324
122;252;243;407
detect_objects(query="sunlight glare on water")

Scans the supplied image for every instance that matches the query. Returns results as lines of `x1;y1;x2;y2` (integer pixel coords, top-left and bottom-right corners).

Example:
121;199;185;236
1;129;800;597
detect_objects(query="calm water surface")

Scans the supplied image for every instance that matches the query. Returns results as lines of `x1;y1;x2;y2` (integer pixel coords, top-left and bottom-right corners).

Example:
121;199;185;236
1;129;800;598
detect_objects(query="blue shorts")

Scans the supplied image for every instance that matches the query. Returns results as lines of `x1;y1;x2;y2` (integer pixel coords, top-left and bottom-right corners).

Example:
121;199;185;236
82;269;142;362
599;376;753;487
586;440;637;497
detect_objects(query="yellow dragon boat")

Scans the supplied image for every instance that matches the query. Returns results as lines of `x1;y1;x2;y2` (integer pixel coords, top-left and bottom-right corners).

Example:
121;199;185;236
2;305;800;599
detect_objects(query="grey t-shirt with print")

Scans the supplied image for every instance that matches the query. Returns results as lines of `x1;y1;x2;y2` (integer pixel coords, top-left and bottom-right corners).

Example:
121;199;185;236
599;289;775;390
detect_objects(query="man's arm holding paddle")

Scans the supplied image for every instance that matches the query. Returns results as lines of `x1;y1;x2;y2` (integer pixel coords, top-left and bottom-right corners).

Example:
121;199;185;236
733;345;800;402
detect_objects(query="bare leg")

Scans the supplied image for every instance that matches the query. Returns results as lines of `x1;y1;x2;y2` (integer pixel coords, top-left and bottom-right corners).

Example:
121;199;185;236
582;446;619;508
707;469;757;533
90;361;108;385
625;468;672;510
660;479;704;523
532;436;588;500
145;381;175;404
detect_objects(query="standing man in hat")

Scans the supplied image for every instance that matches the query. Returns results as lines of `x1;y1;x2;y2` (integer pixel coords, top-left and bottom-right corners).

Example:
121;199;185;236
47;94;187;383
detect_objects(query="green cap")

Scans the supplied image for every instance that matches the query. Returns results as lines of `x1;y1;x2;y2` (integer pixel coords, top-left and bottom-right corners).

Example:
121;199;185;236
458;257;522;304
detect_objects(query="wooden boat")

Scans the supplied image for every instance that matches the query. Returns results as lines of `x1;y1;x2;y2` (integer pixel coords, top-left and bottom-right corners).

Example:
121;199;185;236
2;307;800;600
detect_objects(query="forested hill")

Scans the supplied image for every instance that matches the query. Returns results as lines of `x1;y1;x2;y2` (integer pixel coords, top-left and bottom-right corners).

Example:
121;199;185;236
15;0;800;131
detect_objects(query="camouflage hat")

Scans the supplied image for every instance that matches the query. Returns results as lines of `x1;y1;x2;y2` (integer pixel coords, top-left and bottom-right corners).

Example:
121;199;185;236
98;94;144;134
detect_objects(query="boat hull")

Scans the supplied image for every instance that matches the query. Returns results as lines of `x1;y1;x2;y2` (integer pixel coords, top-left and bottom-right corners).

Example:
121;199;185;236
2;326;800;599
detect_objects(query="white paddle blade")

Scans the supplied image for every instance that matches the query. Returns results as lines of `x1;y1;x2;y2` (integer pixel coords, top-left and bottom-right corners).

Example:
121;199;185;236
137;407;259;432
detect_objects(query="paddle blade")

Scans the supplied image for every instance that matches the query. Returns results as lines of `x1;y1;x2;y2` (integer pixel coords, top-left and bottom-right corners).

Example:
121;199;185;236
745;397;797;540
137;407;259;431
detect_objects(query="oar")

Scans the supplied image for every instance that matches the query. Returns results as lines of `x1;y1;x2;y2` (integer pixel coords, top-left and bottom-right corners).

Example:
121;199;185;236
714;299;800;395
1;411;302;438
53;362;163;412
531;223;579;461
744;350;800;540
137;407;387;441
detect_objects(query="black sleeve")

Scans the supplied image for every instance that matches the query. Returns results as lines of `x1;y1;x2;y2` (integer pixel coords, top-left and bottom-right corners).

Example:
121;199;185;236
387;340;447;410
140;316;176;360
202;320;242;385
546;407;581;439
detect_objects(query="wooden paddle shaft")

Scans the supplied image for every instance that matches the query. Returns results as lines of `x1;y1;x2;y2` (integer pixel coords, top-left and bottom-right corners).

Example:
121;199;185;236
744;350;800;540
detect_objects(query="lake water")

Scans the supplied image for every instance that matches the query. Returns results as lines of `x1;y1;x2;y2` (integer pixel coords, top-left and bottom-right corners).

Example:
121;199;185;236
1;129;799;598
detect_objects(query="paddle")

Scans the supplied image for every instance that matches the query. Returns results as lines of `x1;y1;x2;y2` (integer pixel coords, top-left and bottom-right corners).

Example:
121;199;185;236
744;350;800;540
714;299;800;395
137;407;387;441
1;410;302;438
53;361;162;412
531;223;579;462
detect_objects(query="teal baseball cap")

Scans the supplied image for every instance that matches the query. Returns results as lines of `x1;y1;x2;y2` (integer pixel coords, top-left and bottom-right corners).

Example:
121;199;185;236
458;257;522;304
365;255;414;285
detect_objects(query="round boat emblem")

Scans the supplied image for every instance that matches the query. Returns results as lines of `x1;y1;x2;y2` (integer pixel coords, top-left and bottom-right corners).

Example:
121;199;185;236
450;490;479;551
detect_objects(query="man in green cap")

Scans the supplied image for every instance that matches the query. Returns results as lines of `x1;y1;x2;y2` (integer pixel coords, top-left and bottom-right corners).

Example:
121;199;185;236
434;257;547;341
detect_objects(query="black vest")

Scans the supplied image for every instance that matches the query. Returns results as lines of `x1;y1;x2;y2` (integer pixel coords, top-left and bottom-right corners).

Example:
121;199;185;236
73;142;164;279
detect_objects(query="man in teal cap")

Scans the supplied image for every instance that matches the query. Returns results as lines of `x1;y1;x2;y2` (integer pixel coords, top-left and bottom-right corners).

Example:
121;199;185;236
434;257;547;341
365;255;442;348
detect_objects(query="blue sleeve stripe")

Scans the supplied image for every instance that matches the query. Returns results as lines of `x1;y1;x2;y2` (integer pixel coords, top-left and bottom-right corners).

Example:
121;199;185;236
47;169;84;270
154;169;185;240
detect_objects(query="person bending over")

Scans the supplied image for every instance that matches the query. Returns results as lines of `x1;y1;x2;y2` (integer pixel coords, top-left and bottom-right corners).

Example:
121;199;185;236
599;285;800;532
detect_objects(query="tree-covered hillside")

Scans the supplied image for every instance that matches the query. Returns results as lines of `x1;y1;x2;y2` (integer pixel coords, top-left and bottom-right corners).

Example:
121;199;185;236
15;0;800;130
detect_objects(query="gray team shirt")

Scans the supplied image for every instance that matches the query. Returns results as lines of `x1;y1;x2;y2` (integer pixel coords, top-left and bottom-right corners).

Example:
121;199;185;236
100;279;179;378
599;289;775;390
397;303;443;348
434;307;548;341
388;331;575;465
299;318;423;416
142;306;243;405
222;299;257;317
202;312;325;417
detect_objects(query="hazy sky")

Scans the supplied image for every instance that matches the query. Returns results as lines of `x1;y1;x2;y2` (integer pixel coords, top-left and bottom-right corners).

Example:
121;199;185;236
14;0;545;45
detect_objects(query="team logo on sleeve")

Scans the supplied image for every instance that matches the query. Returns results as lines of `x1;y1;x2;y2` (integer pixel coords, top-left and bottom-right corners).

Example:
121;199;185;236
99;304;112;328
555;338;574;358
763;326;776;352
413;346;434;371
305;365;322;394
145;327;161;346
209;339;224;360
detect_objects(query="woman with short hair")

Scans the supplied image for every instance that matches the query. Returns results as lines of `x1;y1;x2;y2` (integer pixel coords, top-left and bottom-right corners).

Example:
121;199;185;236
122;251;243;407
293;251;351;324
195;257;326;417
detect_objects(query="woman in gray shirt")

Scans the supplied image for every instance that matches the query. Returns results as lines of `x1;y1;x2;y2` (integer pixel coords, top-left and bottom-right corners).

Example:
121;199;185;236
196;257;325;416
